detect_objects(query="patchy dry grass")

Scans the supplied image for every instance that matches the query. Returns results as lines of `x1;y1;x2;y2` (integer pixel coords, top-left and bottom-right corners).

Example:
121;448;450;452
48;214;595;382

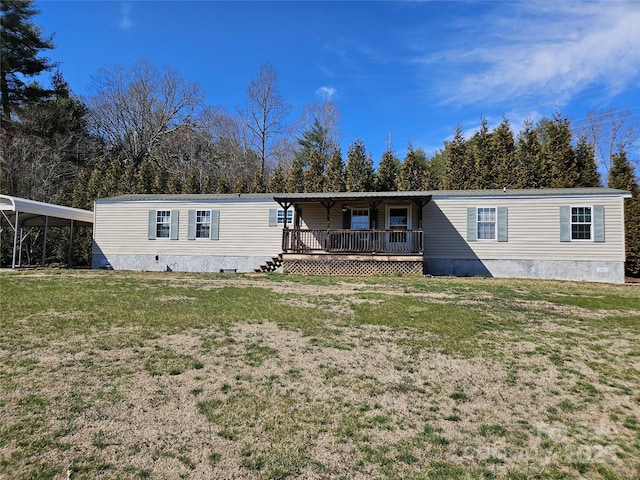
0;270;639;479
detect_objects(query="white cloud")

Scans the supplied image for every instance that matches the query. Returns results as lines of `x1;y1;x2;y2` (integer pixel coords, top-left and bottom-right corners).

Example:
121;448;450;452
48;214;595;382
434;2;640;107
119;3;133;30
316;86;336;100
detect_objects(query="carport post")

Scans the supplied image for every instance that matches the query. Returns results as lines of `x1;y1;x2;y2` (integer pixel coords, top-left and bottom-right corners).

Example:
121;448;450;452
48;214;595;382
18;227;24;267
67;219;74;268
42;215;49;267
11;211;19;269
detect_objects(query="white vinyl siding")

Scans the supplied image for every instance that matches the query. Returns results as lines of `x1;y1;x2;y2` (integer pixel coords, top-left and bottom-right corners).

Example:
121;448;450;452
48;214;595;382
426;196;624;261
97;200;282;257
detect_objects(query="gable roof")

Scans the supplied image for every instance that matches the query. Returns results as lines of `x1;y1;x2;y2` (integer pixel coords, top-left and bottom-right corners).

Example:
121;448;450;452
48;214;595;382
98;188;631;204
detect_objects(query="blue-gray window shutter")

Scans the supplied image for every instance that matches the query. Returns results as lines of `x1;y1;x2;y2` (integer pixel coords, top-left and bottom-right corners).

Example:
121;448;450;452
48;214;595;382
467;207;477;242
593;205;605;243
187;210;196;240
497;207;508;242
210;210;219;240
268;209;277;227
560;206;571;242
148;210;156;240
170;210;179;240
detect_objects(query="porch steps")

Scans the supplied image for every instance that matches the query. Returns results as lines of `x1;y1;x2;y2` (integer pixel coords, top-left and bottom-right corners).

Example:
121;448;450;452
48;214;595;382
254;254;284;273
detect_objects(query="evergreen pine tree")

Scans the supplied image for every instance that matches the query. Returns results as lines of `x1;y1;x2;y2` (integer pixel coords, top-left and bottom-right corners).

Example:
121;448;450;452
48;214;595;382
608;149;640;276
398;145;428;191
573;136;601;187
101;158;123;196
492;118;517;189
472;117;494;189
287;156;305;193
375;148;400;192
71;167;90;209
304;149;325;193
324;149;345;192
153;167;169;194
268;164;288;193
86;162;105;203
250;170;267;193
135;158;155;194
426;150;446;190
539;113;576;187
1;0;55;119
167;168;183;194
514;119;542;188
345;139;374;192
183;168;201;194
216;174;231;194
201;171;217;194
121;161;136;194
441;125;473;190
234;173;248;193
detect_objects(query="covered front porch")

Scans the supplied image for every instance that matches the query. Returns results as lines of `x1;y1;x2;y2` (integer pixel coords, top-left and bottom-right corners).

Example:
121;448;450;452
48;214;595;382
273;192;431;275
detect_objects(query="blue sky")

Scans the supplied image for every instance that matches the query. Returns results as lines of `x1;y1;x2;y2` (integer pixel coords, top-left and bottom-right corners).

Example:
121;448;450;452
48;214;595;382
35;0;640;164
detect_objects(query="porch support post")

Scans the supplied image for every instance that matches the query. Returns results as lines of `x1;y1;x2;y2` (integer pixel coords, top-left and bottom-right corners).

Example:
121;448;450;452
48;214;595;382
275;201;293;229
67;220;74;268
319;201;336;230
42;215;49;267
369;201;382;229
412;198;431;229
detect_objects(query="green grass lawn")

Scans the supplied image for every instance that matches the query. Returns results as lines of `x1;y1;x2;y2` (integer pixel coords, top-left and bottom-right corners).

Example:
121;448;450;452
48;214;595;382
0;270;639;479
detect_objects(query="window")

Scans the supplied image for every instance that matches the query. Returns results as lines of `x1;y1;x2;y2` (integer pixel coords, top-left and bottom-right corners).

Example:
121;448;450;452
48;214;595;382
195;210;211;238
277;209;293;225
467;206;507;242
571;206;592;240
477;207;496;240
351;209;370;230
156;210;171;238
388;206;409;244
188;209;219;240
149;210;178;240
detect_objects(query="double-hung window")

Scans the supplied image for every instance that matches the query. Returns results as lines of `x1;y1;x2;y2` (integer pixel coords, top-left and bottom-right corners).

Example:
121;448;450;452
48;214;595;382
351;209;370;230
188;209;219;240
560;205;604;243
467;206;507;242
477;207;496;240
571;206;591;240
195;210;211;239
277;209;293;225
156;210;171;238
149;210;178;240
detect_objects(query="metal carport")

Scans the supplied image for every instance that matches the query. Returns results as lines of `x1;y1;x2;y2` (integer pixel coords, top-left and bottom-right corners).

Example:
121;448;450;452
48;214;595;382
0;195;94;268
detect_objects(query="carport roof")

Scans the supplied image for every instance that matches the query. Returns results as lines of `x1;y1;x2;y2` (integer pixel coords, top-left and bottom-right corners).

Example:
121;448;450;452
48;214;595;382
0;195;94;227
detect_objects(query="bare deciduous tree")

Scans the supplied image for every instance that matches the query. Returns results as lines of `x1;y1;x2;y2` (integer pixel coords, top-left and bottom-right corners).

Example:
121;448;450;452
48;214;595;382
576;108;640;174
238;62;291;175
87;62;203;170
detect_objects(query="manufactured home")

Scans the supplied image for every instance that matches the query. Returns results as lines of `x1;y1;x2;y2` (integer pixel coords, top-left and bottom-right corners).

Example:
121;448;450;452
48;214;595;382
92;188;631;283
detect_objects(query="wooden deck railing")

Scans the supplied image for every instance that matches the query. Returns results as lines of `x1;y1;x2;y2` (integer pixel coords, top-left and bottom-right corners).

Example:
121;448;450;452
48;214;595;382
282;229;423;254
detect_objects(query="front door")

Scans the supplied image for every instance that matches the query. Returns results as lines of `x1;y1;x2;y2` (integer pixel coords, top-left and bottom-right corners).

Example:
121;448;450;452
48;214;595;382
387;206;410;251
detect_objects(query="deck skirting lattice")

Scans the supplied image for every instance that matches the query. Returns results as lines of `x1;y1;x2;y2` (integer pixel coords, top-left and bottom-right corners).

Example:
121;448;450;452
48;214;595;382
282;259;423;276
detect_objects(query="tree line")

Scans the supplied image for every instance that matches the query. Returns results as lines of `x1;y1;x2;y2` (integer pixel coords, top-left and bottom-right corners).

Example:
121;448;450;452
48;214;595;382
1;0;639;275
